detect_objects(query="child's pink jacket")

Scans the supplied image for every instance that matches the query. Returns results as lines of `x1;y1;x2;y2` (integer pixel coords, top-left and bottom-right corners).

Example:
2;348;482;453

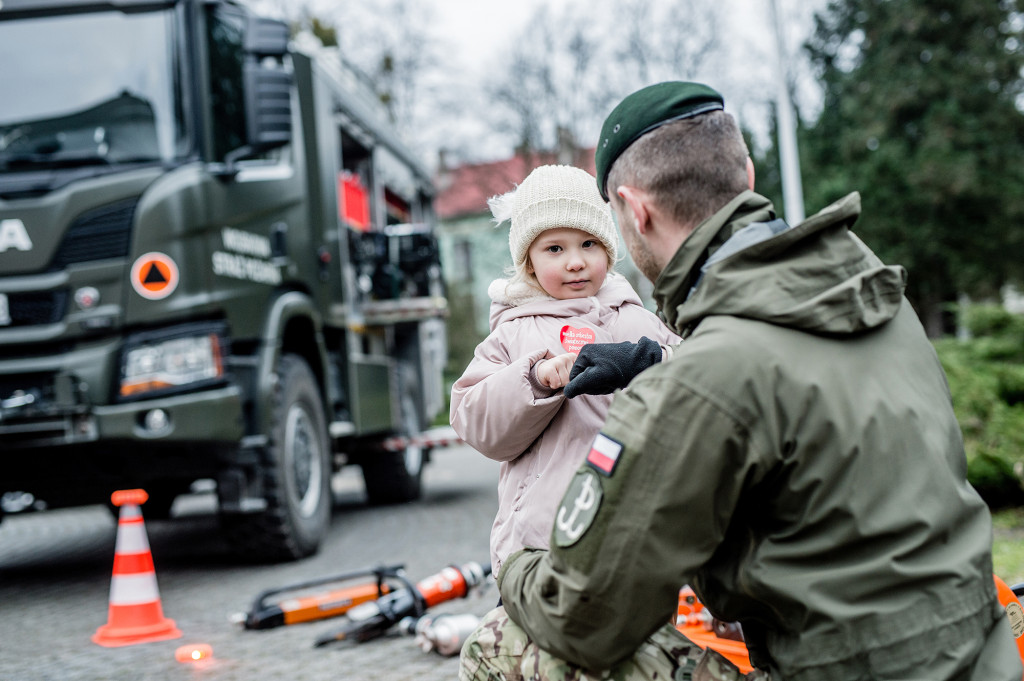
450;273;681;573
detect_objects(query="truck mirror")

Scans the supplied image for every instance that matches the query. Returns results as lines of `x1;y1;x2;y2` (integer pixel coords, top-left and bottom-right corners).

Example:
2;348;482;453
244;16;290;58
241;17;292;153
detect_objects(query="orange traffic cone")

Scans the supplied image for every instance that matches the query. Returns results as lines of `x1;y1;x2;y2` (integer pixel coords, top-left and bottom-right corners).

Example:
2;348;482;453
92;489;182;647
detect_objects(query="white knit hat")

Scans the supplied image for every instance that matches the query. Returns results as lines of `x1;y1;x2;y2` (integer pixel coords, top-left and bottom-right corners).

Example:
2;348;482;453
488;165;618;267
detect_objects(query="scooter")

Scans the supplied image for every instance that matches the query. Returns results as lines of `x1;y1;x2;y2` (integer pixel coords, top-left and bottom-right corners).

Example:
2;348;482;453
675;576;1024;675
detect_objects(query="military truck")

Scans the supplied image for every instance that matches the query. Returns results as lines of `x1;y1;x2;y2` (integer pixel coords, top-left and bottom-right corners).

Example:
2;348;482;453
0;0;449;560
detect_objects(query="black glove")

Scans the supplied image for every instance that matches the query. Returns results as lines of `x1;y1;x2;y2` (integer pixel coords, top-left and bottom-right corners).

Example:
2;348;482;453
563;337;662;398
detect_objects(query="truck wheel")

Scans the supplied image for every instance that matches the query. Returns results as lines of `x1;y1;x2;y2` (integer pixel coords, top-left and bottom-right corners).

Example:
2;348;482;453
223;354;331;561
361;391;424;505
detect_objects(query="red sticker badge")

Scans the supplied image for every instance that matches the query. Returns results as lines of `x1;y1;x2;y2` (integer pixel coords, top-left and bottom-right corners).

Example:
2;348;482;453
560;325;595;353
587;433;623;476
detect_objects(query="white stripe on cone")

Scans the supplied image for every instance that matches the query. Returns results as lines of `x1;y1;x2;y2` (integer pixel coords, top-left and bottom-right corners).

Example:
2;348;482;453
115;517;151;555
119;504;142;521
109;572;162;606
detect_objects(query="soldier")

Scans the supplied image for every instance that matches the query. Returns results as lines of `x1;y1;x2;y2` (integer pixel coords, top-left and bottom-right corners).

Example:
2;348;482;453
459;81;1023;681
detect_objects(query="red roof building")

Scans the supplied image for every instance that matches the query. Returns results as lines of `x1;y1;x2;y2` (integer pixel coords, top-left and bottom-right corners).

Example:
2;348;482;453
435;148;597;221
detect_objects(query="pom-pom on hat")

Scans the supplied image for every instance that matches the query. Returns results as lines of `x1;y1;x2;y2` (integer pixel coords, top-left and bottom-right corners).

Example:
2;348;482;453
488;165;618;268
595;81;724;200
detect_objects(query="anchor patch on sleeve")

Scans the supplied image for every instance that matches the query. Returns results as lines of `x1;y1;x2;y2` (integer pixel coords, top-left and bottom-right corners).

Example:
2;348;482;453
553;469;603;547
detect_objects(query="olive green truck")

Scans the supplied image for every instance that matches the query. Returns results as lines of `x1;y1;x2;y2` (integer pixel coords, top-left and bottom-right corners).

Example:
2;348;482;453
0;0;449;560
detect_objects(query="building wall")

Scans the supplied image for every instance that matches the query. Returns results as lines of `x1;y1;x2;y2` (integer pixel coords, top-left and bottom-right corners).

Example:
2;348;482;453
438;212;513;338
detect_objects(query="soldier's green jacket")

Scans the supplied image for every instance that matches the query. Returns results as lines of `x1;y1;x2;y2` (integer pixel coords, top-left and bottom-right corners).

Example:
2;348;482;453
498;191;1023;680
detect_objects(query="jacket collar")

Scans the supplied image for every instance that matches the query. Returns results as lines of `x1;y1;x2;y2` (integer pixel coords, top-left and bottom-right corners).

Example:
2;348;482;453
653;191;775;331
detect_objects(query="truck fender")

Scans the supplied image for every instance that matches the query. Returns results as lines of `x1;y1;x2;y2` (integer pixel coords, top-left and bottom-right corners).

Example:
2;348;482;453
253;291;329;431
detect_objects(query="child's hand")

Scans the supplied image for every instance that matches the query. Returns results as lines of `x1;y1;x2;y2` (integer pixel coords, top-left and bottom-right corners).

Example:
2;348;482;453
536;352;578;389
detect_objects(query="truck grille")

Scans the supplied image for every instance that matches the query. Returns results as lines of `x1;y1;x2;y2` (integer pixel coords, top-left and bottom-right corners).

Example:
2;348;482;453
0;373;93;446
0;373;55;407
4;290;68;326
49;198;137;269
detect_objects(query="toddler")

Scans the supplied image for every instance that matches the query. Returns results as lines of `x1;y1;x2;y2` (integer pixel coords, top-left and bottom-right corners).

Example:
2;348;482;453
449;164;680;574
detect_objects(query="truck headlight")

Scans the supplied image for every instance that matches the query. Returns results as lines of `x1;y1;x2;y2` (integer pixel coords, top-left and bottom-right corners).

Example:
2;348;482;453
120;330;225;398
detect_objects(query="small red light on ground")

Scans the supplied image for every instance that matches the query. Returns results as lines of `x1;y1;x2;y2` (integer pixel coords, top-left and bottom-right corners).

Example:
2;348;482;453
175;643;213;663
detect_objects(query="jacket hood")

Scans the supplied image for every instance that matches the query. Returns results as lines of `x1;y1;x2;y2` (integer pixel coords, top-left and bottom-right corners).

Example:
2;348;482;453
656;191;907;336
488;272;643;331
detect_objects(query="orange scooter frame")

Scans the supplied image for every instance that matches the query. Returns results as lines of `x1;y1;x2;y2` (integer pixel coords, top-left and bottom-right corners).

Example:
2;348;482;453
676;576;1024;677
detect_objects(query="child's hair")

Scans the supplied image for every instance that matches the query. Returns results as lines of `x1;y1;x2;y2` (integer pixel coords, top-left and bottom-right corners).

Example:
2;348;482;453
488;165;618;293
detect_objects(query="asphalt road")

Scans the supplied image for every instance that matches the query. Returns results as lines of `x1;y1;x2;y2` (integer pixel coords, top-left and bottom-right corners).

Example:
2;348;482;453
0;444;499;681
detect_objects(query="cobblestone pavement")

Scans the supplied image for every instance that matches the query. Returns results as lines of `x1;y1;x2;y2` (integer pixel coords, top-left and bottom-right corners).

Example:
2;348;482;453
0;444;500;681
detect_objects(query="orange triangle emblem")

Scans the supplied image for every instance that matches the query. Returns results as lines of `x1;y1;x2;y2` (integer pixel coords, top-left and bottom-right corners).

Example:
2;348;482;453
130;253;179;300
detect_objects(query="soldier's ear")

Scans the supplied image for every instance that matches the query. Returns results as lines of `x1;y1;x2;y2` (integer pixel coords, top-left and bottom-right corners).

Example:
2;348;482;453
746;157;755;190
615;186;650;236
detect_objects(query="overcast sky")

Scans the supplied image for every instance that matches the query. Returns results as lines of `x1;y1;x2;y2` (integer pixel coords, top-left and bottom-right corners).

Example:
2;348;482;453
428;0;823;87
427;0;825;134
431;0;799;69
248;0;826;163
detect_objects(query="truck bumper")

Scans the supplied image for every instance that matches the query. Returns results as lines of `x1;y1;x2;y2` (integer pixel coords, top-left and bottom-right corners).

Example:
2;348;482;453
0;383;244;447
1;384;248;507
95;385;245;442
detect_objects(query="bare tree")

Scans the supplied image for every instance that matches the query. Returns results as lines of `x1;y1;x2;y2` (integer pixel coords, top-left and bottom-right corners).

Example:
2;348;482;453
241;0;441;155
615;0;720;85
482;3;615;157
478;0;725;159
338;0;439;136
242;0;732;168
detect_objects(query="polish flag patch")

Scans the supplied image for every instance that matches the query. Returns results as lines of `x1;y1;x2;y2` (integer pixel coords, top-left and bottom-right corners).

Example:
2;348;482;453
586;433;623;476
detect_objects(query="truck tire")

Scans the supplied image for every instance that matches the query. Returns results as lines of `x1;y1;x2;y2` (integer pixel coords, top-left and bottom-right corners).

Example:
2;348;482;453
361;390;424;505
223;354;331;561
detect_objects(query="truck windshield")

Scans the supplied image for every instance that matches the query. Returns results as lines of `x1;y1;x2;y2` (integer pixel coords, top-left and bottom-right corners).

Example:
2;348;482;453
0;8;188;172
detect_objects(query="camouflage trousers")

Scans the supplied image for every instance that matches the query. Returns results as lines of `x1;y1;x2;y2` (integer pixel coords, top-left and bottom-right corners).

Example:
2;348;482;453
459;606;770;681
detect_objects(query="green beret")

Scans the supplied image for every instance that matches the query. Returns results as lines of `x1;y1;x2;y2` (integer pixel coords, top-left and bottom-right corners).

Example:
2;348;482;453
595;81;724;200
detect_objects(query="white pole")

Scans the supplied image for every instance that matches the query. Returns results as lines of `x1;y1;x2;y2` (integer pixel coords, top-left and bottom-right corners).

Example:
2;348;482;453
769;0;806;224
